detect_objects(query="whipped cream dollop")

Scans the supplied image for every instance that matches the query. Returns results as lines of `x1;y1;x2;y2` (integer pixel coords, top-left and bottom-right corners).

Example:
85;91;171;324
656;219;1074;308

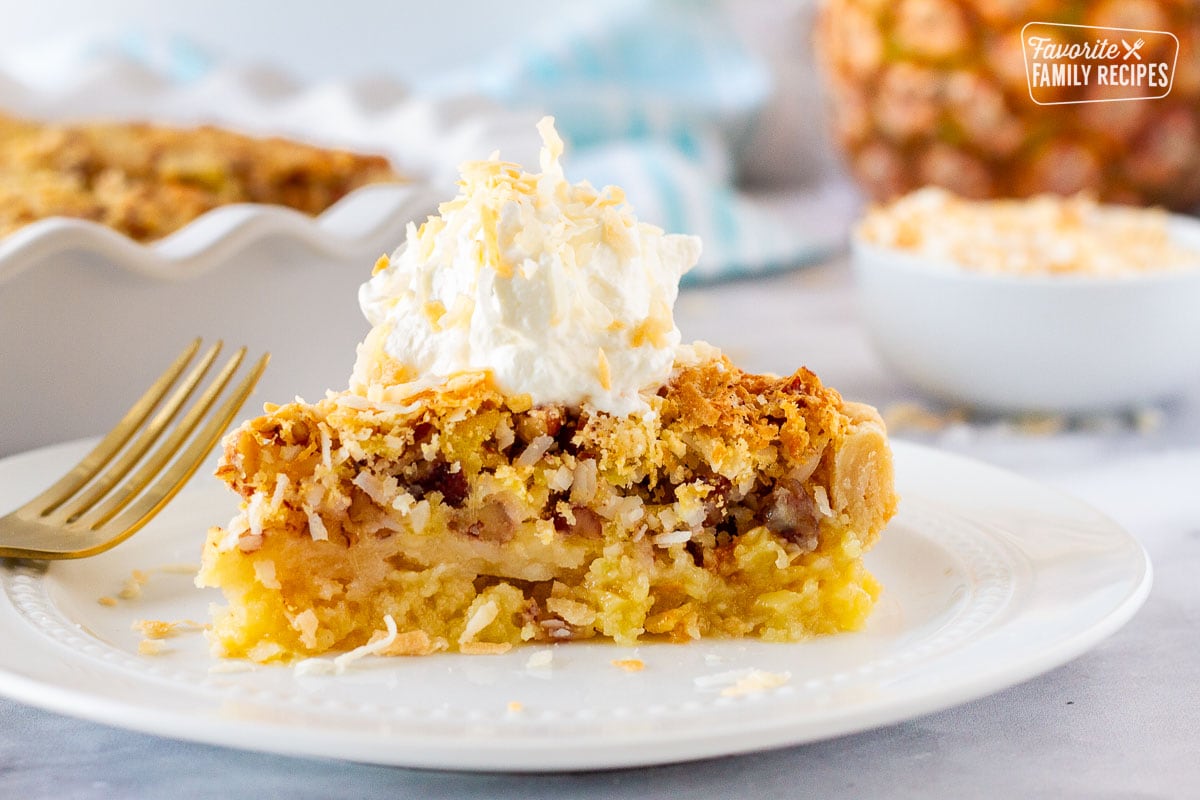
354;117;701;415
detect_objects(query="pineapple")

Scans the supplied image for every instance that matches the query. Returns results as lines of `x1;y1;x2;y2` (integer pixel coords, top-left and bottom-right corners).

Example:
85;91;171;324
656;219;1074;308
814;0;1200;209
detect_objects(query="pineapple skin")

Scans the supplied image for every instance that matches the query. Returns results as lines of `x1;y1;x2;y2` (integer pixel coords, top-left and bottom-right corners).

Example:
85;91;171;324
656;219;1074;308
814;0;1200;209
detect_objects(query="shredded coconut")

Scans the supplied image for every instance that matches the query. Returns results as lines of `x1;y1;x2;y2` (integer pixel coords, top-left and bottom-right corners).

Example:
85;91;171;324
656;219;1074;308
336;392;424;416
117;569;149;600
246;493;266;538
460;599;500;643
320;427;332;470
409;499;432;534
132;619;202;639
155;563;200;575
547;465;574;492
516;435;555;468
306;509;329;542
570;460;598;503
270;473;290;513
525;649;554;670
352;471;396;506
653;529;693;547
859;187;1200;276
812;485;834;518
694;668;791;696
137;639;166;656
494;418;516;450
253;559;281;589
293;614;399;677
460;641;513;655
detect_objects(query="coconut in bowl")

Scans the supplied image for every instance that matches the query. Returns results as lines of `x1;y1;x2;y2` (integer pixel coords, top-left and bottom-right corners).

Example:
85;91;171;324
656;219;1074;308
851;188;1200;414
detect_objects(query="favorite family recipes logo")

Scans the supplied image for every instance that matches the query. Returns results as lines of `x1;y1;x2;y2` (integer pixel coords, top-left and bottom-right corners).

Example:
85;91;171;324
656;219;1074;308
1021;22;1179;105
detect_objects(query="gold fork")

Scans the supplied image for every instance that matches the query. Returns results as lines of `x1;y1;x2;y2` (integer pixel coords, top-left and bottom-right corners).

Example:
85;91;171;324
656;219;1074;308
0;339;269;560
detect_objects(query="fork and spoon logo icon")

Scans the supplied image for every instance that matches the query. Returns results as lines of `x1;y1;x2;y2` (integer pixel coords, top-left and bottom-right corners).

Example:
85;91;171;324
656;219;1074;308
1122;38;1145;60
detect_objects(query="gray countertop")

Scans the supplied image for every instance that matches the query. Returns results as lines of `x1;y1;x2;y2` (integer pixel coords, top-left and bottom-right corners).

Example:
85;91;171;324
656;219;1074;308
3;261;1198;799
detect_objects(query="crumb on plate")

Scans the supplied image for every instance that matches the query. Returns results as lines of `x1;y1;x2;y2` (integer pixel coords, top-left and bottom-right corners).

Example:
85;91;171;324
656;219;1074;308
117;569;150;600
137;639;166;656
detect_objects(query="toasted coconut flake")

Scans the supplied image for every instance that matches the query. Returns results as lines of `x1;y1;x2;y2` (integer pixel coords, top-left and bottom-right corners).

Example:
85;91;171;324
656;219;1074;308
547;465;574;492
378;630;447;657
218;518;249;551
694;668;791;696
597;348;612;391
525;649;554;670
306;509;329;542
247;493;266;538
516;435;555;468
320;427;333;470
652;529;692;547
237;534;264;553
494;417;516;449
570;460;598;504
253;559;281;589
137;639;166;656
132;619;182;639
134;618;204;639
812;485;833;518
409;499;432;534
460;641;513;655
155;563;200;575
352;471;397;506
546;597;596;627
270;473;290;513
460;599;500;643
293;609;320;649
294;614;400;677
117;569;150;600
611;658;645;673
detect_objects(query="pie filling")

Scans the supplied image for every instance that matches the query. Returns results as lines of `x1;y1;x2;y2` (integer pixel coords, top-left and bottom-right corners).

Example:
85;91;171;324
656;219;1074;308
199;354;895;661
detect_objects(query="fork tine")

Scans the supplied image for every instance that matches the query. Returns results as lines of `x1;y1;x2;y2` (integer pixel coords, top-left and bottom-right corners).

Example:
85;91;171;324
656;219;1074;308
73;347;249;529
21;338;202;516
91;353;270;548
43;340;225;523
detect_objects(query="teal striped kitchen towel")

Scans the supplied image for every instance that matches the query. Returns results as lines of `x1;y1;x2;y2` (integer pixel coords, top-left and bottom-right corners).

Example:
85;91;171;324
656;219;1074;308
432;0;835;283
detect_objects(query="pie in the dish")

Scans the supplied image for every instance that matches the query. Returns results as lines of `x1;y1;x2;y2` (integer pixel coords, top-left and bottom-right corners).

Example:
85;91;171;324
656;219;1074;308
0;113;398;241
197;118;897;661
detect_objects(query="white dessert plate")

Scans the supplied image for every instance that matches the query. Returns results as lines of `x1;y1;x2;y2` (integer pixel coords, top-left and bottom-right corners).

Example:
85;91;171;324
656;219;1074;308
0;439;1150;771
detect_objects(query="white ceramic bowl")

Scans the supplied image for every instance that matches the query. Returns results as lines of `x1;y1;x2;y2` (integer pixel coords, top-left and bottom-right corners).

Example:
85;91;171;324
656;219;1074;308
851;214;1200;413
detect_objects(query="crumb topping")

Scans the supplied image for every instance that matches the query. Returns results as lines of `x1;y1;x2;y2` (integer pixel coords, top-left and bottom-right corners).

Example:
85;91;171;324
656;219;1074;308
0;113;398;241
